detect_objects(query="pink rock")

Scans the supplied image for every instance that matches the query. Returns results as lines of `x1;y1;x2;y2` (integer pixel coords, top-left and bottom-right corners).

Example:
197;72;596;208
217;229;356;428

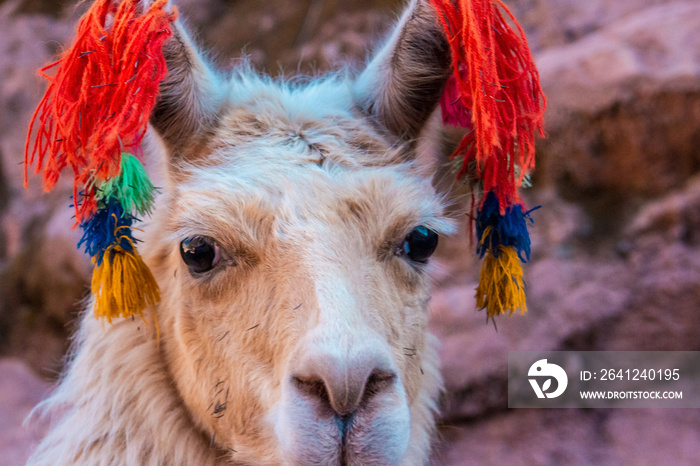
0;359;51;466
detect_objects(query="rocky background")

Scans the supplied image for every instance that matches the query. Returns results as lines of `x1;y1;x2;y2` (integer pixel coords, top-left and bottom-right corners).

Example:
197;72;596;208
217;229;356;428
1;0;700;464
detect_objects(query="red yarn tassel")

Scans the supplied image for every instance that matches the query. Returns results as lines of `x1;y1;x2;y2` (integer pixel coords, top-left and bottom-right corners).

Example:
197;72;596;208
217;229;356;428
430;0;545;213
24;0;177;223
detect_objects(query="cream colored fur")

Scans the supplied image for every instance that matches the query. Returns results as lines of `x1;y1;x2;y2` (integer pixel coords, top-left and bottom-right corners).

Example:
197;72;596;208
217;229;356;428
28;1;454;464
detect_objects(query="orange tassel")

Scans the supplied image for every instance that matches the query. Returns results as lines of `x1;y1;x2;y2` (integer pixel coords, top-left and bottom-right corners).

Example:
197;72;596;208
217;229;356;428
92;241;160;323
475;245;527;317
430;0;546;212
24;0;177;223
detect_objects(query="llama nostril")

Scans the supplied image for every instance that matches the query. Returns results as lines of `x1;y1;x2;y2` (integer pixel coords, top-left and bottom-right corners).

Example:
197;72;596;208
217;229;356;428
363;370;396;401
291;376;331;406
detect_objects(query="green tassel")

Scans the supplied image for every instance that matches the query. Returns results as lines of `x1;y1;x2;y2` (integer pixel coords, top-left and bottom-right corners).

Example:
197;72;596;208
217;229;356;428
95;153;155;217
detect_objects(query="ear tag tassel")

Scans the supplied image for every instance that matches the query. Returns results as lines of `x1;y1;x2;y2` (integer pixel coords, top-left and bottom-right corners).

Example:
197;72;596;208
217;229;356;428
430;0;546;198
80;151;159;320
77;200;134;262
475;246;526;317
430;0;546;319
474;192;538;317
24;0;175;322
92;239;160;323
95;153;156;217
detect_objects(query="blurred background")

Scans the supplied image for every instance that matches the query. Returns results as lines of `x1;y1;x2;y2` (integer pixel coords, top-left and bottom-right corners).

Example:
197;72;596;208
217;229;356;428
1;0;699;464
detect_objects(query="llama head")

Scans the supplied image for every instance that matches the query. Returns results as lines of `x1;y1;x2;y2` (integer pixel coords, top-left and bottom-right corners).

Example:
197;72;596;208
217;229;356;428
143;0;453;463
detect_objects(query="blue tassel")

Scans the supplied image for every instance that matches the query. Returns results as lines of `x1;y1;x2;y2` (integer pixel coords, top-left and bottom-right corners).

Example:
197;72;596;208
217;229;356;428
78;198;136;264
476;191;538;262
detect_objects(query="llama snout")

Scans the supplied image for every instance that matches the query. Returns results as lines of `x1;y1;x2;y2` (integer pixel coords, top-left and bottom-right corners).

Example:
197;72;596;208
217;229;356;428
275;332;411;465
290;338;397;416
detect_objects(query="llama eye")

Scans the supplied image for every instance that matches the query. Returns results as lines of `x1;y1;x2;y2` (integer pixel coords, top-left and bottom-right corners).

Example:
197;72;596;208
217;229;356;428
180;236;220;273
400;226;438;263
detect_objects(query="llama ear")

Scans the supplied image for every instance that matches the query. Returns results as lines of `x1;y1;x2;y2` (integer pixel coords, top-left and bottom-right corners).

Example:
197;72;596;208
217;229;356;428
354;0;451;142
150;21;227;158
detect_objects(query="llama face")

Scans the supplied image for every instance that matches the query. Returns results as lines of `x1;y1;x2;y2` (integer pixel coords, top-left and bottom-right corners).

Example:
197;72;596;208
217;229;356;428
146;81;453;463
143;1;452;462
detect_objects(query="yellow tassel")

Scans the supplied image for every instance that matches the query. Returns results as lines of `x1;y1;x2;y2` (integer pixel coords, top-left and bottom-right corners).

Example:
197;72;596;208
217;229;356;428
91;243;160;322
475;246;527;317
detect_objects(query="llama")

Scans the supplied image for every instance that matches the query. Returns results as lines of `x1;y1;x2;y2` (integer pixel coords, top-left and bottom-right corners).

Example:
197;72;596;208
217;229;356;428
28;0;458;464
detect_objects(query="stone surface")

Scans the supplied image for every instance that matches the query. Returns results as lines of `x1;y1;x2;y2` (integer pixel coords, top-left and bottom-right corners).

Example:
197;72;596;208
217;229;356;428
0;358;51;466
508;0;673;51
0;231;89;379
0;0;91;380
535;2;700;209
176;0;399;74
437;408;700;465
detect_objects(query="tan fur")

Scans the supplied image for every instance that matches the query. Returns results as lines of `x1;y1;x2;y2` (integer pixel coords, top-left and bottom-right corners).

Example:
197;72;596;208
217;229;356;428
28;1;454;464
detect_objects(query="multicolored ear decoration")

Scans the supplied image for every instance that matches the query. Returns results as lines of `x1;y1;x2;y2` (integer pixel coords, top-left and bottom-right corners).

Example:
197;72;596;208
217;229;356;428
24;0;177;322
429;0;546;318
